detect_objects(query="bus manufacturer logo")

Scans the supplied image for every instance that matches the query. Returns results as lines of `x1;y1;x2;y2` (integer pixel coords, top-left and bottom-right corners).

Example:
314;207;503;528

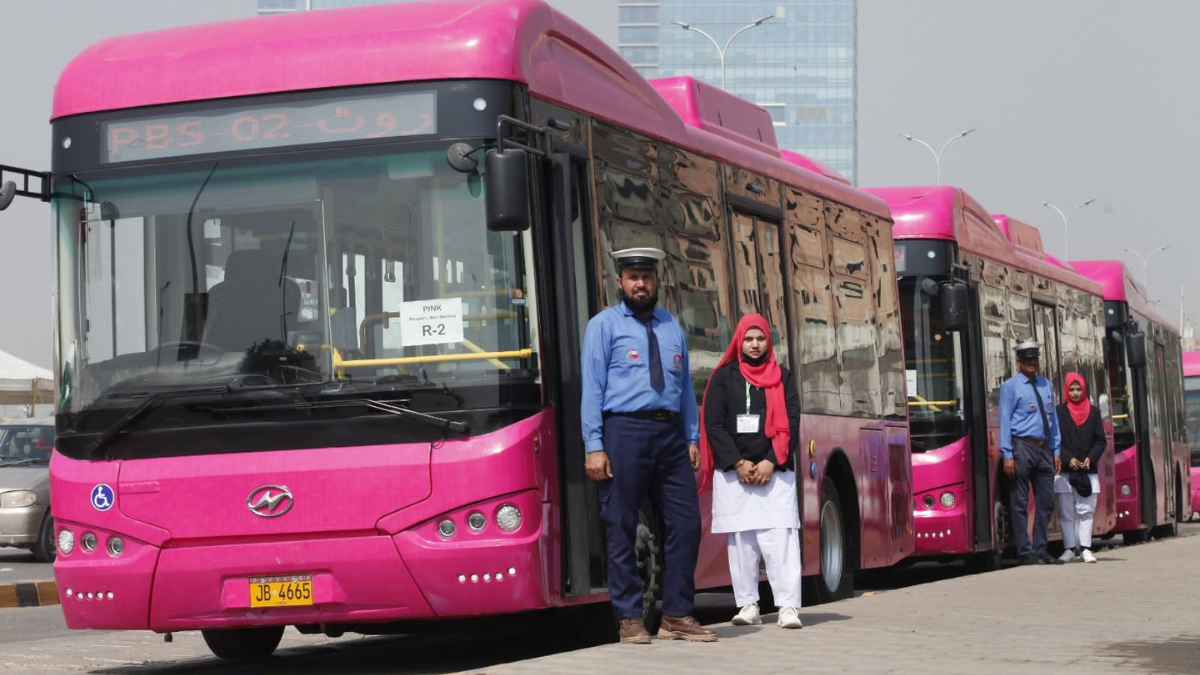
247;485;294;518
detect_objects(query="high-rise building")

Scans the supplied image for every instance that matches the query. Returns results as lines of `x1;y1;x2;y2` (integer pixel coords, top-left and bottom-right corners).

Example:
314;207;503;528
619;1;856;183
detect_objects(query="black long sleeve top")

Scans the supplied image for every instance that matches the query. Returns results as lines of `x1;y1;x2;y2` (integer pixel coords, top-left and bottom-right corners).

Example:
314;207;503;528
1054;403;1106;472
703;361;800;472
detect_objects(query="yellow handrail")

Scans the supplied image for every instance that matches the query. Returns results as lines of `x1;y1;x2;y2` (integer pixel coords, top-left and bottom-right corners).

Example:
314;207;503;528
333;348;532;375
908;400;959;407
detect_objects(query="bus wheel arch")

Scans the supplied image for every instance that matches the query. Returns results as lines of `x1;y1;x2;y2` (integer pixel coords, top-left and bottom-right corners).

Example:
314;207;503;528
806;450;857;605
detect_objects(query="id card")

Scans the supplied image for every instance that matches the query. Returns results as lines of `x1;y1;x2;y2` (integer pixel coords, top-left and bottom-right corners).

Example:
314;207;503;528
736;414;760;434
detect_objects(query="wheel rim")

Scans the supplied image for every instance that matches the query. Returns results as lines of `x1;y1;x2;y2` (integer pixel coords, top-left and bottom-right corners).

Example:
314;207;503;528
635;515;660;618
820;499;844;591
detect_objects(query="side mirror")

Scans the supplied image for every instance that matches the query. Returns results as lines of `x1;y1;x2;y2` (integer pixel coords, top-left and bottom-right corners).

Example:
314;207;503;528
1125;331;1147;369
484;149;531;232
0;181;16;211
940;281;969;332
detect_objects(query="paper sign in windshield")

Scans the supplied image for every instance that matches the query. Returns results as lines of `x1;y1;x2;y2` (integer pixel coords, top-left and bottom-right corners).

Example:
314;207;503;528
400;298;464;347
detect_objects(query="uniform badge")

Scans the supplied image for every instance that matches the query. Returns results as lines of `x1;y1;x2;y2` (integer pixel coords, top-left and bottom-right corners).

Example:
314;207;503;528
673;353;683;369
626;348;640;361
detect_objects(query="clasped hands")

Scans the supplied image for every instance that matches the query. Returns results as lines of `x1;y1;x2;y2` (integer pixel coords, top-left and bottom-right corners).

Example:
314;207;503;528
735;458;775;485
1068;457;1091;471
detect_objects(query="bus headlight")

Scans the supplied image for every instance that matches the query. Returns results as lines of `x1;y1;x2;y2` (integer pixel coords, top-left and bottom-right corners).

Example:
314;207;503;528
495;504;522;532
940;492;957;509
467;512;487;533
437;519;456;539
0;490;36;508
58;528;75;554
80;533;98;552
1120;484;1132;496
107;536;125;557
922;495;935;509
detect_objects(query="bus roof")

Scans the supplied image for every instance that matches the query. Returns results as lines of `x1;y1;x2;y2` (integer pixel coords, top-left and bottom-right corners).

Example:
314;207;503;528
52;0;880;213
1069;260;1176;331
1185;350;1200;378
863;186;1100;294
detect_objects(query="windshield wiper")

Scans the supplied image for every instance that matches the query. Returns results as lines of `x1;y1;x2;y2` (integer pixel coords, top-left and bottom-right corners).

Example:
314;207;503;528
0;458;48;467
293;397;469;433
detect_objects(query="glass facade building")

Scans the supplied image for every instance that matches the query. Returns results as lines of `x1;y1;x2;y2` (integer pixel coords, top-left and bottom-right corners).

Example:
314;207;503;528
619;1;856;183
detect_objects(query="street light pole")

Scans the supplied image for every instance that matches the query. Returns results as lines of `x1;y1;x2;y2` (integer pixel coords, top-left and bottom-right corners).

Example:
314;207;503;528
671;14;775;90
899;129;976;185
1123;244;1169;290
1041;198;1096;260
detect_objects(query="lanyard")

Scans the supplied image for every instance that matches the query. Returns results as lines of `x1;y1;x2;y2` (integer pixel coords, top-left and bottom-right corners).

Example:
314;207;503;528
745;381;751;414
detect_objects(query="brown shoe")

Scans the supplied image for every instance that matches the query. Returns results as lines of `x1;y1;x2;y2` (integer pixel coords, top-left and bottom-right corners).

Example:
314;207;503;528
657;615;718;642
618;618;652;644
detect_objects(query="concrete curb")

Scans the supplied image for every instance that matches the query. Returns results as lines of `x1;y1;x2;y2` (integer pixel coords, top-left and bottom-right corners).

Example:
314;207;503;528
0;580;58;608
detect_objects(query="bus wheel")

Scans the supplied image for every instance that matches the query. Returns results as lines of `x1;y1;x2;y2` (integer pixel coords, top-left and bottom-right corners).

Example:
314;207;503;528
32;513;56;563
1122;529;1147;546
634;505;662;631
201;626;285;661
811;477;853;603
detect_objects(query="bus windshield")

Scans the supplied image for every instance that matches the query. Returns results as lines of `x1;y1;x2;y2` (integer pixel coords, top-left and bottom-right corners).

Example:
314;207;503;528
1105;336;1136;450
1186;375;1200;467
54;144;540;442
899;276;966;452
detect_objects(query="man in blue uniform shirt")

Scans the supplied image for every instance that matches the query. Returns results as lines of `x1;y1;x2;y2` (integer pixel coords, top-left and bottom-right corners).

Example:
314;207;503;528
581;247;715;644
999;341;1063;565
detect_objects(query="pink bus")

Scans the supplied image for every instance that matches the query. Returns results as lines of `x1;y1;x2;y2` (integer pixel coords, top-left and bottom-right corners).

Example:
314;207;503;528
861;187;1116;569
1071;261;1192;541
0;0;913;659
1185;351;1200;516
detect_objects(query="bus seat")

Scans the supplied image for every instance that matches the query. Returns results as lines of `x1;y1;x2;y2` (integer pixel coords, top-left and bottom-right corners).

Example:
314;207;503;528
203;248;302;353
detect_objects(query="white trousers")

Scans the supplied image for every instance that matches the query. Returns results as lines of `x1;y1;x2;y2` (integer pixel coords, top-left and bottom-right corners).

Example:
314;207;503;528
1055;474;1099;550
726;527;802;608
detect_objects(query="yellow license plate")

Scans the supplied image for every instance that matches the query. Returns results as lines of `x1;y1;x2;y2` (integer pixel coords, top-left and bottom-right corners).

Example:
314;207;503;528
249;574;313;608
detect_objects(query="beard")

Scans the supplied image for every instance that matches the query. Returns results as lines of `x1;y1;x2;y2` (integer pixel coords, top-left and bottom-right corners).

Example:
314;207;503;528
620;288;659;314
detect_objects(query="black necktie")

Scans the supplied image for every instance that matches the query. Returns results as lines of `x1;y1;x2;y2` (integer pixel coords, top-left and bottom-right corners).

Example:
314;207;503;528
1027;377;1049;438
642;317;665;393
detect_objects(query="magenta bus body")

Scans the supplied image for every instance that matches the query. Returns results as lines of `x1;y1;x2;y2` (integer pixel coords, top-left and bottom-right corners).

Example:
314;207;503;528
1184;351;1200;515
1071;261;1193;539
858;186;1116;567
44;0;912;650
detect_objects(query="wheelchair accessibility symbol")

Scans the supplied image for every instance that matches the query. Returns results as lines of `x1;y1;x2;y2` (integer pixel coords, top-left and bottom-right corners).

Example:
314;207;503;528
90;484;115;512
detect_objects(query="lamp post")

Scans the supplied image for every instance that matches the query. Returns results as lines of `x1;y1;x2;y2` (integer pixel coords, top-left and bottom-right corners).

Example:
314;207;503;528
671;14;775;90
1041;198;1096;260
899;129;976;185
1123;244;1169;290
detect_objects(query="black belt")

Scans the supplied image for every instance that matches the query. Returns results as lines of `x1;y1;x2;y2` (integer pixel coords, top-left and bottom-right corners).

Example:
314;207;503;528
1013;436;1045;447
603;410;678;422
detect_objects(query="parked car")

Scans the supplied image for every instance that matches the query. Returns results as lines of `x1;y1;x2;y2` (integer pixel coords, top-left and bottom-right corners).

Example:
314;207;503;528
0;418;55;561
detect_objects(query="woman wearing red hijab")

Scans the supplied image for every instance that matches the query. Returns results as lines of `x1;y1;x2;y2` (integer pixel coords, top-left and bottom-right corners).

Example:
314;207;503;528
1054;372;1106;563
700;314;802;628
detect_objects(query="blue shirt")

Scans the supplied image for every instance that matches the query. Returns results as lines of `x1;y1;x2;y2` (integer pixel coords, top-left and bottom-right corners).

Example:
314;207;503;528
580;303;699;452
999;372;1061;459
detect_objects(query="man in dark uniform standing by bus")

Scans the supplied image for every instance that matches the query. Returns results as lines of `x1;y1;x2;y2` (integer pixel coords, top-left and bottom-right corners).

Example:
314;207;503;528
999;341;1063;565
581;247;716;644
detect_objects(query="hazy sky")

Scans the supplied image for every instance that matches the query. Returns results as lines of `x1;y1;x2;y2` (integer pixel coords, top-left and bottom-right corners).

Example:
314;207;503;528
1;0;1196;369
858;0;1200;330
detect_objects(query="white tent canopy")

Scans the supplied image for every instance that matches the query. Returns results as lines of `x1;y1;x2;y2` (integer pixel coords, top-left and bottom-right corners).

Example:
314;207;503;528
0;348;54;407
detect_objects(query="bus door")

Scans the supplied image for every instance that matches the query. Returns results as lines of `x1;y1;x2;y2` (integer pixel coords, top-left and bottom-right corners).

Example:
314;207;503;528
1128;326;1157;528
1152;331;1176;522
963;278;994;552
533;105;607;597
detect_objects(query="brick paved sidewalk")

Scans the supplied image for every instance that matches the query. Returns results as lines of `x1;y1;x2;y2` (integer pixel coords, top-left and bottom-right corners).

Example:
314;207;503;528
466;536;1200;675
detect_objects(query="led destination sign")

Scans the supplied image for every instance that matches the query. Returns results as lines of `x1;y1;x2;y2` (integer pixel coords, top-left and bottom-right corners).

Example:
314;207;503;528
101;91;437;164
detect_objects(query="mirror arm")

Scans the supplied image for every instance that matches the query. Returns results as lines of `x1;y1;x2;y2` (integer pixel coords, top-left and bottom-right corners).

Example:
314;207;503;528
0;164;51;211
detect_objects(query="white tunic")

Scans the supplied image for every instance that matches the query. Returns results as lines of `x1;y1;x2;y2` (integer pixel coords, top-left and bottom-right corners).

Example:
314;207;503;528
711;467;800;533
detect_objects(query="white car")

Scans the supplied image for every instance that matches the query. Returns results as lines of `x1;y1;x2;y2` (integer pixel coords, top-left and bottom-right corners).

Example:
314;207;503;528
0;418;55;561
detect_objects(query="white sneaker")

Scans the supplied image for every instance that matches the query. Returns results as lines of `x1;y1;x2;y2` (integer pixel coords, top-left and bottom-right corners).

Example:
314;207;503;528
1081;548;1097;563
1058;549;1077;564
732;603;761;625
777;606;803;629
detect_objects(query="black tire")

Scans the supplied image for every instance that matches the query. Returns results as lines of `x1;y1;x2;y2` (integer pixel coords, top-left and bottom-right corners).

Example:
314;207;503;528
1122;529;1147;546
808;477;853;604
634;504;662;632
32;513;55;563
201;626;285;661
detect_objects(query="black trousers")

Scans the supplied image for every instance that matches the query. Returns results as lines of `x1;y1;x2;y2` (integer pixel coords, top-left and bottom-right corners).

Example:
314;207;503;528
1009;438;1055;556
